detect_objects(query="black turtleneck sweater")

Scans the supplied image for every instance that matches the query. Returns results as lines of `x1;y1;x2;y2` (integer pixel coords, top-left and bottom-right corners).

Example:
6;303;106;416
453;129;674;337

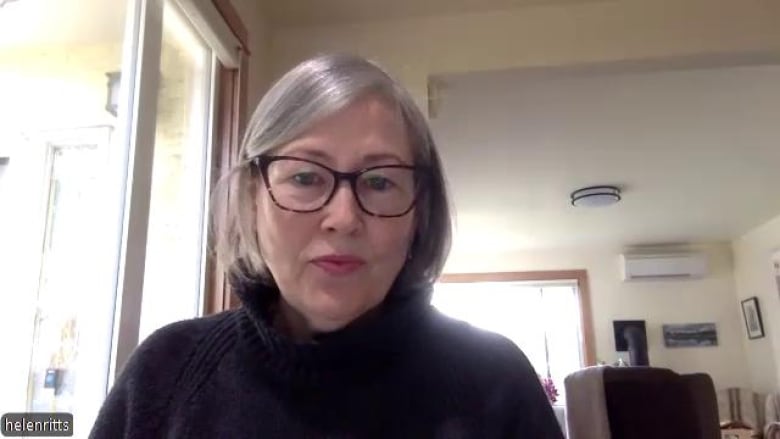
89;280;564;438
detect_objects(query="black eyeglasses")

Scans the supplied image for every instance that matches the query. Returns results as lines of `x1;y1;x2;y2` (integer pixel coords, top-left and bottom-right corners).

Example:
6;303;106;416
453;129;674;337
251;155;428;217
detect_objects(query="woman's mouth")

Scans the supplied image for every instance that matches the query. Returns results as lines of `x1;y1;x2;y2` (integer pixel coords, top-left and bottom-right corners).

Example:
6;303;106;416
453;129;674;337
311;255;366;276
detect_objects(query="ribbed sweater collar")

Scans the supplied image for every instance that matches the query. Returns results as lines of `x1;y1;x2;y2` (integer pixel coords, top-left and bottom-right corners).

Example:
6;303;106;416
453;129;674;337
232;276;433;389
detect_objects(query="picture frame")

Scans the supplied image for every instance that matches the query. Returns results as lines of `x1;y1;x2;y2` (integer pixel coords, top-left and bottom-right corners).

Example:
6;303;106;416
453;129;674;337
612;320;647;351
741;297;765;340
662;323;718;348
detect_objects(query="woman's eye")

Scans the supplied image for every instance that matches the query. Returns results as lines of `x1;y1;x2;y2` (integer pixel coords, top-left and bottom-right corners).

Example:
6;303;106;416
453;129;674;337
291;172;321;186
364;176;394;191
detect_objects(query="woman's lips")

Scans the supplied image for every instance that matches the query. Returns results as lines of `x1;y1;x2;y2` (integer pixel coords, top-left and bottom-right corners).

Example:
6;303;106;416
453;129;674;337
311;255;366;276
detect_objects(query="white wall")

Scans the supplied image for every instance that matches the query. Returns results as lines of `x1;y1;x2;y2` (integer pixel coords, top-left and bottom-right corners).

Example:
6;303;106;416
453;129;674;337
733;214;780;393
444;242;751;390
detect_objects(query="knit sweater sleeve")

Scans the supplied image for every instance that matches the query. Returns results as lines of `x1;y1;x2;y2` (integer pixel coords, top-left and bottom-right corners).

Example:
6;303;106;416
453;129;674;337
88;313;230;439
481;335;565;439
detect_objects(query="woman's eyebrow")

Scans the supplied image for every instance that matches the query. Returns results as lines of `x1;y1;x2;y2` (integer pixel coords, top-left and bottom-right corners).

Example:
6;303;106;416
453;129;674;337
282;148;408;165
361;152;406;164
284;148;331;161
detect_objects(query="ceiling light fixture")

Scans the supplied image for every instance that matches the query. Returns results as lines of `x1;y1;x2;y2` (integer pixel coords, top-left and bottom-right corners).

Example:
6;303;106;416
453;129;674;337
570;185;622;207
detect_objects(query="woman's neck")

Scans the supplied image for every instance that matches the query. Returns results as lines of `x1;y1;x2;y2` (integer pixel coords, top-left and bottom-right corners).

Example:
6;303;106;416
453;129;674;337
272;298;386;343
273;300;315;342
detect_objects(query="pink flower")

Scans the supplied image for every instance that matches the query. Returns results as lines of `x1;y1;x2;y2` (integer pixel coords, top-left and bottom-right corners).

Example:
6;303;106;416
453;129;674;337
541;376;559;404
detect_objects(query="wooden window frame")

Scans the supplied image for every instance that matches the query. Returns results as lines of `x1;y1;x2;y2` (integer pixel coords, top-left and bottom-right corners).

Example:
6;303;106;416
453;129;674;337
203;0;250;314
212;0;248;51
438;270;596;367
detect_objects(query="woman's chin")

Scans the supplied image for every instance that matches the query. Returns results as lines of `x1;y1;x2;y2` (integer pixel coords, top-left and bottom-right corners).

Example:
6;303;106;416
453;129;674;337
305;292;375;332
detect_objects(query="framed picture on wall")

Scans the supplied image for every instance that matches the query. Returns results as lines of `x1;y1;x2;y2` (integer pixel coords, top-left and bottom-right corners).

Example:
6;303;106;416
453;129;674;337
741;297;765;340
662;323;718;348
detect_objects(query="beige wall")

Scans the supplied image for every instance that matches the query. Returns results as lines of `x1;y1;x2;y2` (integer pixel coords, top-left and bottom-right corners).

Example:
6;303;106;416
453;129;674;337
230;0;272;112
444;243;751;390
733;214;780;393
270;0;780;114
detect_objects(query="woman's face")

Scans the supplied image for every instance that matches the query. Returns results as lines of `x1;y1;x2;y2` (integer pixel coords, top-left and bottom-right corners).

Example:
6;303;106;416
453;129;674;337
255;95;417;334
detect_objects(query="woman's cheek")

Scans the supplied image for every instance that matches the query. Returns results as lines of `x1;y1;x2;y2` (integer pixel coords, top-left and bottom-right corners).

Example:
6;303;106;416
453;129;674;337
374;222;414;263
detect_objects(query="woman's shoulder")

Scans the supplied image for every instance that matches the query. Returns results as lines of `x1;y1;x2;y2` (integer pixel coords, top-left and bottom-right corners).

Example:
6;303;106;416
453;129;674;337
417;310;563;437
421;308;535;376
130;310;240;367
112;310;242;395
90;310;243;437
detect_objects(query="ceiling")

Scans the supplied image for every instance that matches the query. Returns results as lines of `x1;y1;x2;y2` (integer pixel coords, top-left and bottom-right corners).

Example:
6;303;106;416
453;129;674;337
0;0;125;49
261;0;605;27
430;63;780;252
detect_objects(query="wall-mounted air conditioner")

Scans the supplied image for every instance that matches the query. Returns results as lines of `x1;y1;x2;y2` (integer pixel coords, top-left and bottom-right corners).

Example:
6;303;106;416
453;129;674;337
621;253;708;281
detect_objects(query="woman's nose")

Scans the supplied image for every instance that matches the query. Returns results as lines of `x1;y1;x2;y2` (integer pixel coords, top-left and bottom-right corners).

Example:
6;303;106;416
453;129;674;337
321;181;363;233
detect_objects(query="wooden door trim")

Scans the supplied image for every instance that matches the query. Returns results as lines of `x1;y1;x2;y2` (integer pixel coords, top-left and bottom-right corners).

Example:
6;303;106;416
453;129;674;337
212;0;250;53
203;1;250;314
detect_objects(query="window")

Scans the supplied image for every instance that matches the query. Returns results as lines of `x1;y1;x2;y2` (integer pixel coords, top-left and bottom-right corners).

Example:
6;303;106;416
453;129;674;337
0;1;133;431
139;0;216;342
433;271;595;404
0;0;246;435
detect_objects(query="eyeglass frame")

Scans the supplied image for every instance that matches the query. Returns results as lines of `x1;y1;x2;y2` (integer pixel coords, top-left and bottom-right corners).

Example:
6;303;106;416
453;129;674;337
250;155;430;218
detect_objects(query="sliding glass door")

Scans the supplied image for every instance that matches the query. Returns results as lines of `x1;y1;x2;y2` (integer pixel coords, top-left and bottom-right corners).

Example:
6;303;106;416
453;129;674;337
139;0;215;343
0;0;241;436
0;1;133;435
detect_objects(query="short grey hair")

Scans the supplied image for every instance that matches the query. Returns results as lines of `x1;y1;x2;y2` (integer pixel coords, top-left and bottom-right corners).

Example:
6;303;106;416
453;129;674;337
214;53;452;291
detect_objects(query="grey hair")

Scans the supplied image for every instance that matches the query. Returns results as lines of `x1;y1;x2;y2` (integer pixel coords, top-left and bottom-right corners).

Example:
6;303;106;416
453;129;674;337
214;53;452;291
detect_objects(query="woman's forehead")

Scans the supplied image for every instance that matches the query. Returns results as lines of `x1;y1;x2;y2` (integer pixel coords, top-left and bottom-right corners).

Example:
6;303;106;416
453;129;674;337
275;97;414;166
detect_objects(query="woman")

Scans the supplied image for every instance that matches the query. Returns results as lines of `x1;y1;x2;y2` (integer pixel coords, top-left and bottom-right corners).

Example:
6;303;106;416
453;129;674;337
90;54;563;438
